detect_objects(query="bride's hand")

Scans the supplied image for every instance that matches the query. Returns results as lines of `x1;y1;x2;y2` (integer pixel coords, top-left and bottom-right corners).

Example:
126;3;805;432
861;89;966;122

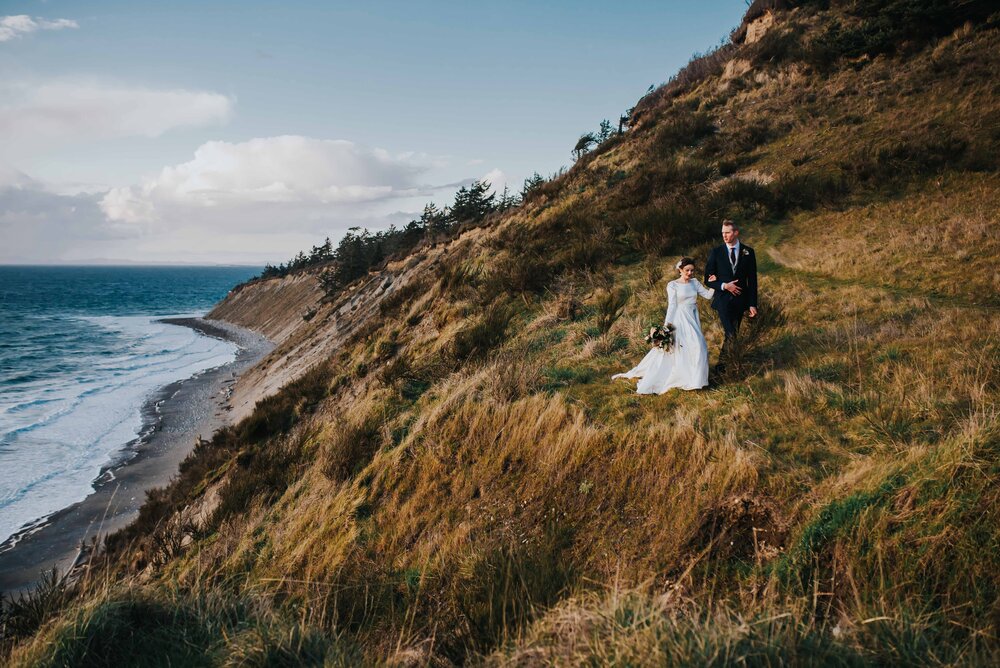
708;274;717;282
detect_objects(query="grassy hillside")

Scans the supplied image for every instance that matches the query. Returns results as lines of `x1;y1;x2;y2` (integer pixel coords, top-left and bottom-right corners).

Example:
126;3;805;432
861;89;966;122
5;1;1000;665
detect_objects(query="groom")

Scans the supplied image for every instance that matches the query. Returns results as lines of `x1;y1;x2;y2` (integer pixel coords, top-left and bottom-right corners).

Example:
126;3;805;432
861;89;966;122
704;219;758;361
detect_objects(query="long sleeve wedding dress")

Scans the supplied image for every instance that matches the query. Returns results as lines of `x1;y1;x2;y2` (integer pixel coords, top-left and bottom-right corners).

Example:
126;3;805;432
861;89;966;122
612;279;713;393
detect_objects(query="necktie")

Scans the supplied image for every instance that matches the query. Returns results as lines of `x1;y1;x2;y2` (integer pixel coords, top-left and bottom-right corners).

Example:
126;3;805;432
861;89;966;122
729;246;736;268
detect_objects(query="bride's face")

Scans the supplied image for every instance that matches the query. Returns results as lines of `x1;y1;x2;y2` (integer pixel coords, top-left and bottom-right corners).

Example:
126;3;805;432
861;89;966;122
679;264;695;280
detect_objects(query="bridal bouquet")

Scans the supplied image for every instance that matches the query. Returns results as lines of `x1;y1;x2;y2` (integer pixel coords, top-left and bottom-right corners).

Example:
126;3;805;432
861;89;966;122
645;323;676;351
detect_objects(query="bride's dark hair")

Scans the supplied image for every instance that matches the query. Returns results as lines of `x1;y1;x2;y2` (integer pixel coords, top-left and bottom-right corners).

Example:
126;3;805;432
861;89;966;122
677;256;696;271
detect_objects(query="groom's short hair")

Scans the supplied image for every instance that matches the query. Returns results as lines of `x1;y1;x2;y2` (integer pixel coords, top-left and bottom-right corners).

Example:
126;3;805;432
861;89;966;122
721;219;739;231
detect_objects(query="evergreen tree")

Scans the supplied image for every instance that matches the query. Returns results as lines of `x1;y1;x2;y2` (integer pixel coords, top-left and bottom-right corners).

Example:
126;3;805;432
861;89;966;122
618;107;633;135
521;172;545;200
497;184;519;212
597;119;614;143
449;180;496;225
421;202;450;237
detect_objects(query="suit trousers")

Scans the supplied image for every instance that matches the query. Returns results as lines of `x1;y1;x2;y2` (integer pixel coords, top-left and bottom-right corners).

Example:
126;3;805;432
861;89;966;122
716;300;744;343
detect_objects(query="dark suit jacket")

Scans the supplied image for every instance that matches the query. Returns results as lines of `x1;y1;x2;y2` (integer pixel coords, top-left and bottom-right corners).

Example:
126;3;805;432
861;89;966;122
704;243;758;312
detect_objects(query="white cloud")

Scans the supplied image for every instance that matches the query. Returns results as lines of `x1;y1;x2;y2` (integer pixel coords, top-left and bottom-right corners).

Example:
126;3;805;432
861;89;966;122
0;176;138;263
2;138;489;264
0;80;233;155
99;185;156;224
100;136;431;224
481;168;509;195
0;15;78;42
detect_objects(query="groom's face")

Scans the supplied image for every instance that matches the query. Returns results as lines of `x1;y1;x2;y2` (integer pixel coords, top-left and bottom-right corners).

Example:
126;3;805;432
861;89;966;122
721;225;739;245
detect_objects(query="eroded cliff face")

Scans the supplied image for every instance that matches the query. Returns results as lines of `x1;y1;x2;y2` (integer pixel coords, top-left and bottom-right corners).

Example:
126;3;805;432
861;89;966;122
207;238;462;421
208;273;324;344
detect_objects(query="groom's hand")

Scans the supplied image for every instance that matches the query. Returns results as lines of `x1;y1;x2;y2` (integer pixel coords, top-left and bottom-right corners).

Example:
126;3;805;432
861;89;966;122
725;279;742;295
748;307;758;318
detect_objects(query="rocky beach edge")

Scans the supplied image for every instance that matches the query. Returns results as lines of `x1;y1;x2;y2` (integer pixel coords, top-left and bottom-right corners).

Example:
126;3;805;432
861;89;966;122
0;318;272;594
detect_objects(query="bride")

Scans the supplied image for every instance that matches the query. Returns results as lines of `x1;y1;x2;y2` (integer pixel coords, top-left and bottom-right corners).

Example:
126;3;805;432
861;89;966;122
613;257;714;393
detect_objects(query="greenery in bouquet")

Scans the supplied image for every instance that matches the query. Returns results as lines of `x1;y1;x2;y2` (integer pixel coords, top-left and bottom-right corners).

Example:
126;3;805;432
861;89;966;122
644;323;676;351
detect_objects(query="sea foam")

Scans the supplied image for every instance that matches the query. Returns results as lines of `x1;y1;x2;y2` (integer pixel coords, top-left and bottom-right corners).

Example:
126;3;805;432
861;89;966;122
0;314;237;545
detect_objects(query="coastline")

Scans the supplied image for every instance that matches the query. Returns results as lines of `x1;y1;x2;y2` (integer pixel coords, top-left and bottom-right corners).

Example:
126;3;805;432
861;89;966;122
0;318;272;594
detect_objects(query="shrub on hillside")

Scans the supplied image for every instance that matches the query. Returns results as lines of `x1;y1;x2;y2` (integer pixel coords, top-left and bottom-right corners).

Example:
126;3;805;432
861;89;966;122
708;178;777;223
437;260;480;294
771;169;849;211
842;122;975;184
237;362;332;444
750;26;804;66
320;410;384;483
451;302;515;363
26;596;216;667
622;202;712;257
803;0;997;70
482;223;556;296
211;430;313;525
547;211;619;274
378;276;428;317
704;118;789;157
654;109;717;155
612;157;714;211
480;349;544;402
485;243;551;296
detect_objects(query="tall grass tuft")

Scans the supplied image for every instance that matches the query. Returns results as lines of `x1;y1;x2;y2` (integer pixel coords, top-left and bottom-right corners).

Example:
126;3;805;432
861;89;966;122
593;288;630;334
1;570;73;652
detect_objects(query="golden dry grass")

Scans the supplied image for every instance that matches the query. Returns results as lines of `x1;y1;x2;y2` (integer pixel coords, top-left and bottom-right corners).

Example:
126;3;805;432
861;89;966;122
8;6;1000;666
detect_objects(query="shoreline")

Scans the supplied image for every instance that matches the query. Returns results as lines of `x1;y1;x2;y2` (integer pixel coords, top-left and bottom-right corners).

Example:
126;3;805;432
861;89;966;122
0;317;272;594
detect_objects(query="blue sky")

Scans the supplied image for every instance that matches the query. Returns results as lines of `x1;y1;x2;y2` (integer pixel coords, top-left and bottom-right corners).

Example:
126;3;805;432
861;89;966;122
0;1;748;264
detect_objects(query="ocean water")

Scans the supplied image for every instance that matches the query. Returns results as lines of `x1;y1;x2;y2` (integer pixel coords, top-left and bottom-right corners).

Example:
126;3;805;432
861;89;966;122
0;266;260;545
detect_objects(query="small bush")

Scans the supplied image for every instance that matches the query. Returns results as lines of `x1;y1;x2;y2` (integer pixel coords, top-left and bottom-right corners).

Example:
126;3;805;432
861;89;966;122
437;260;480;295
750;26;803;65
802;0;996;70
542;366;596;391
643;255;664;288
452;302;516;363
704;118;787;157
622;202;713;257
555;225;617;274
211;432;312;524
376;354;411;387
483;226;554;296
222;623;340;667
237;362;332;444
776;474;905;592
708;178;776;223
481;349;544;402
771;170;849;211
654;110;717;155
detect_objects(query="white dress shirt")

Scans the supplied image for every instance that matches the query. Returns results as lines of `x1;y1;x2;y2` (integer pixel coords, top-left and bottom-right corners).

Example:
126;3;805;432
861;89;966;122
720;241;740;293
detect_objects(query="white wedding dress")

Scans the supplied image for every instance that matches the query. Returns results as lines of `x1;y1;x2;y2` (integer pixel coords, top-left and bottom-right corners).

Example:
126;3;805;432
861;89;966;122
613;279;714;393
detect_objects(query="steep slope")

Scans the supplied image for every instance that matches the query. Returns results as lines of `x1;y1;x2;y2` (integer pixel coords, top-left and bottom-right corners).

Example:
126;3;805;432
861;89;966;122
6;2;1000;665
